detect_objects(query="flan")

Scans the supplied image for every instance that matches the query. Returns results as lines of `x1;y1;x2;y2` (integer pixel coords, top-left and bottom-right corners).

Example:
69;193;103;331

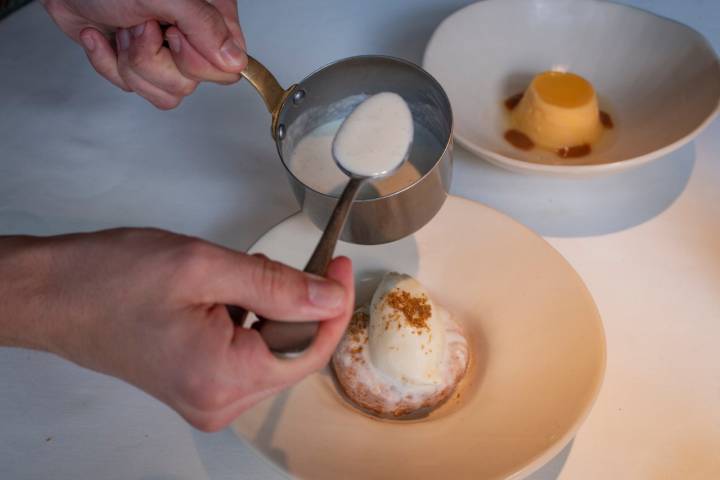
511;71;602;150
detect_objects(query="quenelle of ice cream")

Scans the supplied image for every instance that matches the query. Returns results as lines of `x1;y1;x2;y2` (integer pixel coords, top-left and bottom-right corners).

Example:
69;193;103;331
511;71;602;150
332;273;469;417
368;274;446;385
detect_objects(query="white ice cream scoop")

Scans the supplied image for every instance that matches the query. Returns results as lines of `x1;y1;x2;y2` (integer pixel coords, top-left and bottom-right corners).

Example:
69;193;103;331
368;273;447;385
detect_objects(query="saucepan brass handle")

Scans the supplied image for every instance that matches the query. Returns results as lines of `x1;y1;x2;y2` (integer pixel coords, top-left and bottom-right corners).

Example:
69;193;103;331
157;32;293;127
241;55;297;139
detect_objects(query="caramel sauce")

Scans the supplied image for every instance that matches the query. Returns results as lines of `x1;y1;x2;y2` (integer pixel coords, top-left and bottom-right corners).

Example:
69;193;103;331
599;110;614;129
502;92;614;159
504;93;524;111
504;129;534;150
557;144;592;158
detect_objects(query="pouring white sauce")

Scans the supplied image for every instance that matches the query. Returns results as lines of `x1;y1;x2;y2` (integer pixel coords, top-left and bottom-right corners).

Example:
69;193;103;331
332;92;414;178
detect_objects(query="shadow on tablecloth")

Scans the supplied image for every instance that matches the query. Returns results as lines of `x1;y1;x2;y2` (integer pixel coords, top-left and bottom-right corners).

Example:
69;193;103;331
525;440;574;480
451;143;695;238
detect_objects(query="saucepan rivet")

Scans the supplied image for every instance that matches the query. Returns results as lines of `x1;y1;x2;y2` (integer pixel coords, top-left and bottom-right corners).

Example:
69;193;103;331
292;89;306;105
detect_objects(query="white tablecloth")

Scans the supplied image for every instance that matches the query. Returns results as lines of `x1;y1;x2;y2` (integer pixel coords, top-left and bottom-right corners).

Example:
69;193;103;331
1;1;719;478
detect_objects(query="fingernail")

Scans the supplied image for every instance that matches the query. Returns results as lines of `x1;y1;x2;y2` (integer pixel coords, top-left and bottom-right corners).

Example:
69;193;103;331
307;277;344;310
219;38;246;68
117;28;130;51
80;32;95;52
131;23;145;38
166;33;181;54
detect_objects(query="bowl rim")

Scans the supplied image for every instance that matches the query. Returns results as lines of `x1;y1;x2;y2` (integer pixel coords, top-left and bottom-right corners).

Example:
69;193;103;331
422;0;720;176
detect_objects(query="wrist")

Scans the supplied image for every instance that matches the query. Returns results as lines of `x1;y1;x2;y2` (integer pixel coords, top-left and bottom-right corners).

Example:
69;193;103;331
0;236;59;353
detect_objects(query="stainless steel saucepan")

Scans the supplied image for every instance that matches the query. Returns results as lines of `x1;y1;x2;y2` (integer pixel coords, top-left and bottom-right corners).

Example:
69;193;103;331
241;55;453;245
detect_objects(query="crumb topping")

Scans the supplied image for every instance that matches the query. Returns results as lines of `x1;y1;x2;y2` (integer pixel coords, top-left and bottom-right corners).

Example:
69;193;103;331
385;289;432;330
349;311;369;344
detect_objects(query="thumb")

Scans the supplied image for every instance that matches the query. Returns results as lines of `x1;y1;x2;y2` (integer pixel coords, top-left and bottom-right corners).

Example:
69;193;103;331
206;258;354;427
230;256;355;388
140;0;247;72
201;251;349;321
285;256;355;375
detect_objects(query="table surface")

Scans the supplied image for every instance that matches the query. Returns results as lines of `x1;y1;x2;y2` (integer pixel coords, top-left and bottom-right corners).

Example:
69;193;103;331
1;1;719;479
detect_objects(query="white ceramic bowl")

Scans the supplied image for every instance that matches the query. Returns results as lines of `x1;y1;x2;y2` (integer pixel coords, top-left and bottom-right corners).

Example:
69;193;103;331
423;0;720;176
233;196;606;479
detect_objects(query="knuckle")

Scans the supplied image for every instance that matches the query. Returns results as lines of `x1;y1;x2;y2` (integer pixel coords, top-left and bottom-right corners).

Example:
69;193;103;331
174;62;202;83
118;69;139;93
194;3;226;34
172;240;214;278
135;226;169;239
152;95;182;110
253;258;290;301
116;227;149;243
176;66;203;84
178;80;198;97
127;48;150;70
163;241;208;294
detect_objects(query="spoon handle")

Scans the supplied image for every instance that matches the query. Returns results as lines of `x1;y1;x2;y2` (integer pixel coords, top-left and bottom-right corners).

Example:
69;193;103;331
303;177;363;276
232;178;364;353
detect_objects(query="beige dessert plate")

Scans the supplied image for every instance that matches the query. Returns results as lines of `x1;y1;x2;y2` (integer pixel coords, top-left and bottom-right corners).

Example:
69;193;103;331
233;196;606;479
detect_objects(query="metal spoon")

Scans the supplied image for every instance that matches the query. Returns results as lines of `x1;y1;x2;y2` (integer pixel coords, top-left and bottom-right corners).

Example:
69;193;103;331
249;175;366;353
232;94;413;353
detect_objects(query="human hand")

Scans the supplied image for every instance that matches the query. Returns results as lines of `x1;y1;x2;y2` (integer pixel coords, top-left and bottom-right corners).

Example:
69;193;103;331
41;0;248;109
0;229;353;431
